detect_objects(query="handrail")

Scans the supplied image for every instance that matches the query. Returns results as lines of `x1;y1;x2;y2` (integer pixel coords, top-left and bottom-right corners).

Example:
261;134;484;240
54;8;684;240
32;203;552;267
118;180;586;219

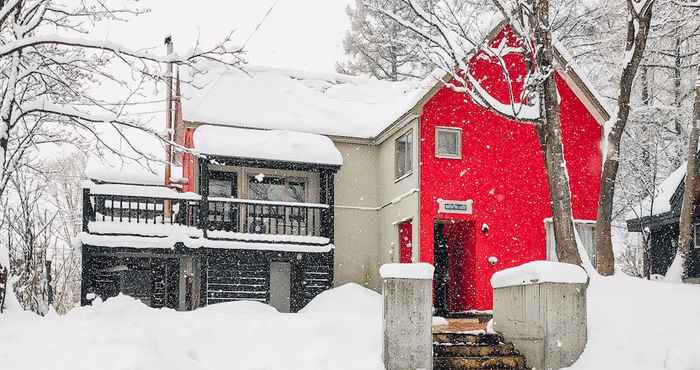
207;196;329;209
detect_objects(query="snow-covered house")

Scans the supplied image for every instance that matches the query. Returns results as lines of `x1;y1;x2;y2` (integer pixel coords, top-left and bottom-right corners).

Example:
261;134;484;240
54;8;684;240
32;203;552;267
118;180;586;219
626;164;700;282
80;21;608;313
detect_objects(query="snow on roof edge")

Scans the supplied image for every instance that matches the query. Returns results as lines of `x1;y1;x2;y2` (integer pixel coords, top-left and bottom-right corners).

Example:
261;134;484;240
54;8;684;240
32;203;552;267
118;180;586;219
625;163;687;222
193;125;343;166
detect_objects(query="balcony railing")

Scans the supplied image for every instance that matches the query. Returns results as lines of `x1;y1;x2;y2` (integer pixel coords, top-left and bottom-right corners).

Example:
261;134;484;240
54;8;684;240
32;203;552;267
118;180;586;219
206;197;328;237
82;188;331;240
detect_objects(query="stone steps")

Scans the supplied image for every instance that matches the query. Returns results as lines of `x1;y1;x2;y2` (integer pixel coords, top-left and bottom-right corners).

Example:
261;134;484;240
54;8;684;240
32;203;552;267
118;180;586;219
433;332;528;370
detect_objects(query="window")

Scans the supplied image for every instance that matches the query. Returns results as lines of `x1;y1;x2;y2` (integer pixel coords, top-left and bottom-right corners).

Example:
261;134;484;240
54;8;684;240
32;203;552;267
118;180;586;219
436;127;461;159
395;130;413;180
209;171;238;198
248;175;306;203
545;220;596;265
695;224;700;249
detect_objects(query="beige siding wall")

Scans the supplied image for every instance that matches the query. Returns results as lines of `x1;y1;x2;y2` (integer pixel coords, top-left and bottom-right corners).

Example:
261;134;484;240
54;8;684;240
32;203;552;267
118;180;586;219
331;118;421;291
376;119;421;288
332;142;381;288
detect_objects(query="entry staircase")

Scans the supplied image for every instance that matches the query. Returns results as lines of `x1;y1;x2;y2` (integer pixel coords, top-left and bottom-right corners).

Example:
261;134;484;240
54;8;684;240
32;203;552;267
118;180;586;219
433;319;528;370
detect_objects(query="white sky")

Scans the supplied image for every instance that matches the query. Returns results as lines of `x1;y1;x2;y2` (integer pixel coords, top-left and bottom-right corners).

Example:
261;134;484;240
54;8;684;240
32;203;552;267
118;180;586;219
99;0;354;73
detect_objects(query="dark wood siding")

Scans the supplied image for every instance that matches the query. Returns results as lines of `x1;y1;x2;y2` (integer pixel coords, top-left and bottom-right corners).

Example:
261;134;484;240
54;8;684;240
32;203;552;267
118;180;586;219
206;258;269;304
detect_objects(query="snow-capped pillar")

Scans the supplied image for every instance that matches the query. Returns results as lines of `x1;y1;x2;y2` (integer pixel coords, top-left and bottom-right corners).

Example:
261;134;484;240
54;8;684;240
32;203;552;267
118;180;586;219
491;261;589;370
380;263;434;370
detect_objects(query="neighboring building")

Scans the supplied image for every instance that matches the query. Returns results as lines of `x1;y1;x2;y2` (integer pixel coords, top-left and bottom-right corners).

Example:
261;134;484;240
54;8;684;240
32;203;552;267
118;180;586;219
626;165;700;282
80;22;607;313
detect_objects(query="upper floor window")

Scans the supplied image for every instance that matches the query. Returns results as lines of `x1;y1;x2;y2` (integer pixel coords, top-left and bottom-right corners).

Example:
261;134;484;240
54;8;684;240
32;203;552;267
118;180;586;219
436;127;461;159
395;129;413;180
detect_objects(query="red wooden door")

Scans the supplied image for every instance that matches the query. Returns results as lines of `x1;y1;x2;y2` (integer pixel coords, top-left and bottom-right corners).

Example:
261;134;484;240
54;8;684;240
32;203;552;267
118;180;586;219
399;221;413;263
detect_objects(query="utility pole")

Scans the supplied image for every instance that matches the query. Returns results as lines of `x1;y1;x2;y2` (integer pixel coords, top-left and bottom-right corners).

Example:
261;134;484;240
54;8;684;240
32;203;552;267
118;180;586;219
164;35;174;219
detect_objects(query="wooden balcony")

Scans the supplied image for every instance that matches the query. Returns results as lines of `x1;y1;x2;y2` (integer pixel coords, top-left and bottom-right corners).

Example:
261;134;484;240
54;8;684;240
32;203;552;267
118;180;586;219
82;186;333;243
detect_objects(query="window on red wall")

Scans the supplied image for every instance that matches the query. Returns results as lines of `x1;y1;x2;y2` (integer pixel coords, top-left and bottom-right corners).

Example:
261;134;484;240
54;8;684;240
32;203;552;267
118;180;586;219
398;221;413;263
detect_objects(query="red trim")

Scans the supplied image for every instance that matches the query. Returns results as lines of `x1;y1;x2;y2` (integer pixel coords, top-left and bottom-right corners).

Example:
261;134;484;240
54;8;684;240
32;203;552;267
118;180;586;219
398;221;413;263
182;128;195;193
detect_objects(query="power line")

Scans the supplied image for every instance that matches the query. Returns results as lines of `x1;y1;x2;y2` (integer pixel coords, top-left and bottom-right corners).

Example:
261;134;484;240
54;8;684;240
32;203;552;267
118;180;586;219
242;0;282;49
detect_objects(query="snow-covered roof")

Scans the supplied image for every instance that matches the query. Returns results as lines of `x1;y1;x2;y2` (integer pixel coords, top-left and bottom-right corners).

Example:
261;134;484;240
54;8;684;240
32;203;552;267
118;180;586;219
193;125;343;166
626;164;686;221
85;155;165;186
182;66;437;139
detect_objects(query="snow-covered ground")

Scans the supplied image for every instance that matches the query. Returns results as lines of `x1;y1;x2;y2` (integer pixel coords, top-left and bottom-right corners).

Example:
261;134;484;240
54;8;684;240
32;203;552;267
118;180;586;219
567;275;700;370
0;277;698;370
0;284;383;370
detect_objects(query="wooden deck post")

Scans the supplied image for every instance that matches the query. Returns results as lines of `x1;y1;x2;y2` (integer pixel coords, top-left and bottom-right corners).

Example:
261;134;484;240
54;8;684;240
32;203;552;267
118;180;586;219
198;157;210;237
82;187;92;233
381;263;434;370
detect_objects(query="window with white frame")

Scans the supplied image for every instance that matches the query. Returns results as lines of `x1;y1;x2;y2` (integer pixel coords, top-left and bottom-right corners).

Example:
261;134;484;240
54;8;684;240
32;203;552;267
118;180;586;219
395;129;413;180
436;127;462;159
545;220;596;264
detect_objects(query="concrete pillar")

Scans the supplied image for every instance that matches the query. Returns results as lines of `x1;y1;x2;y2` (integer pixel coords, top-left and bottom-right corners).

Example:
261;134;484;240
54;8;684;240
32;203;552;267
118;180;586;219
380;263;434;370
491;261;589;370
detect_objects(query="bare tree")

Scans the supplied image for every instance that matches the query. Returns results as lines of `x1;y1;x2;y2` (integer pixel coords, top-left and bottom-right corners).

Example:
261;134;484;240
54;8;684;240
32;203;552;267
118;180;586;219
595;0;656;275
670;65;700;281
2;170;56;315
338;0;432;80
0;0;245;314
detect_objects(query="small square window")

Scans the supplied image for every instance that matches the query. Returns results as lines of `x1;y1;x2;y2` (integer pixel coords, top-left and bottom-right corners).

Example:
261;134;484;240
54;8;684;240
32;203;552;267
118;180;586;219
395;130;413;180
436;127;461;159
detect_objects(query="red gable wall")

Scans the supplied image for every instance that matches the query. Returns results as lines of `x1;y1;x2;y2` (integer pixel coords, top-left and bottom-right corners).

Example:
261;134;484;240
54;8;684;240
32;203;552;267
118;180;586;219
418;27;602;311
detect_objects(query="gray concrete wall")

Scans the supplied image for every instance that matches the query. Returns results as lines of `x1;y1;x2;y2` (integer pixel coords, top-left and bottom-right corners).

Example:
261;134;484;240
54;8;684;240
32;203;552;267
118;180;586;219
493;282;588;370
383;278;433;370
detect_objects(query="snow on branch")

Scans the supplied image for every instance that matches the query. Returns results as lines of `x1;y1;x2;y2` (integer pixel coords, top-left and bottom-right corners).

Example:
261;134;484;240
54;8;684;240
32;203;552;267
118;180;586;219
369;0;541;122
0;35;244;65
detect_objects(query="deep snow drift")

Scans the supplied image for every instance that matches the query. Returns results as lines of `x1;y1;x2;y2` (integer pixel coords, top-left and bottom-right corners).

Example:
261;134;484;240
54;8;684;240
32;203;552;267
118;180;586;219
0;276;698;370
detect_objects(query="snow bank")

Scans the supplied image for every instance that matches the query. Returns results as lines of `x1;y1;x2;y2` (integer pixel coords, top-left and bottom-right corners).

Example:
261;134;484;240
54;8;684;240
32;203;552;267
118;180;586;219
491;261;588;288
0;285;384;370
194;125;343;166
565;275;700;370
300;283;381;317
379;263;435;280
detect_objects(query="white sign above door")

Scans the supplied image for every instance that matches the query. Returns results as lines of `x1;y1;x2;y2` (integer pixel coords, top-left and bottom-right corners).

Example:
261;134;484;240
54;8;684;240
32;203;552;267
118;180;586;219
437;199;473;214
